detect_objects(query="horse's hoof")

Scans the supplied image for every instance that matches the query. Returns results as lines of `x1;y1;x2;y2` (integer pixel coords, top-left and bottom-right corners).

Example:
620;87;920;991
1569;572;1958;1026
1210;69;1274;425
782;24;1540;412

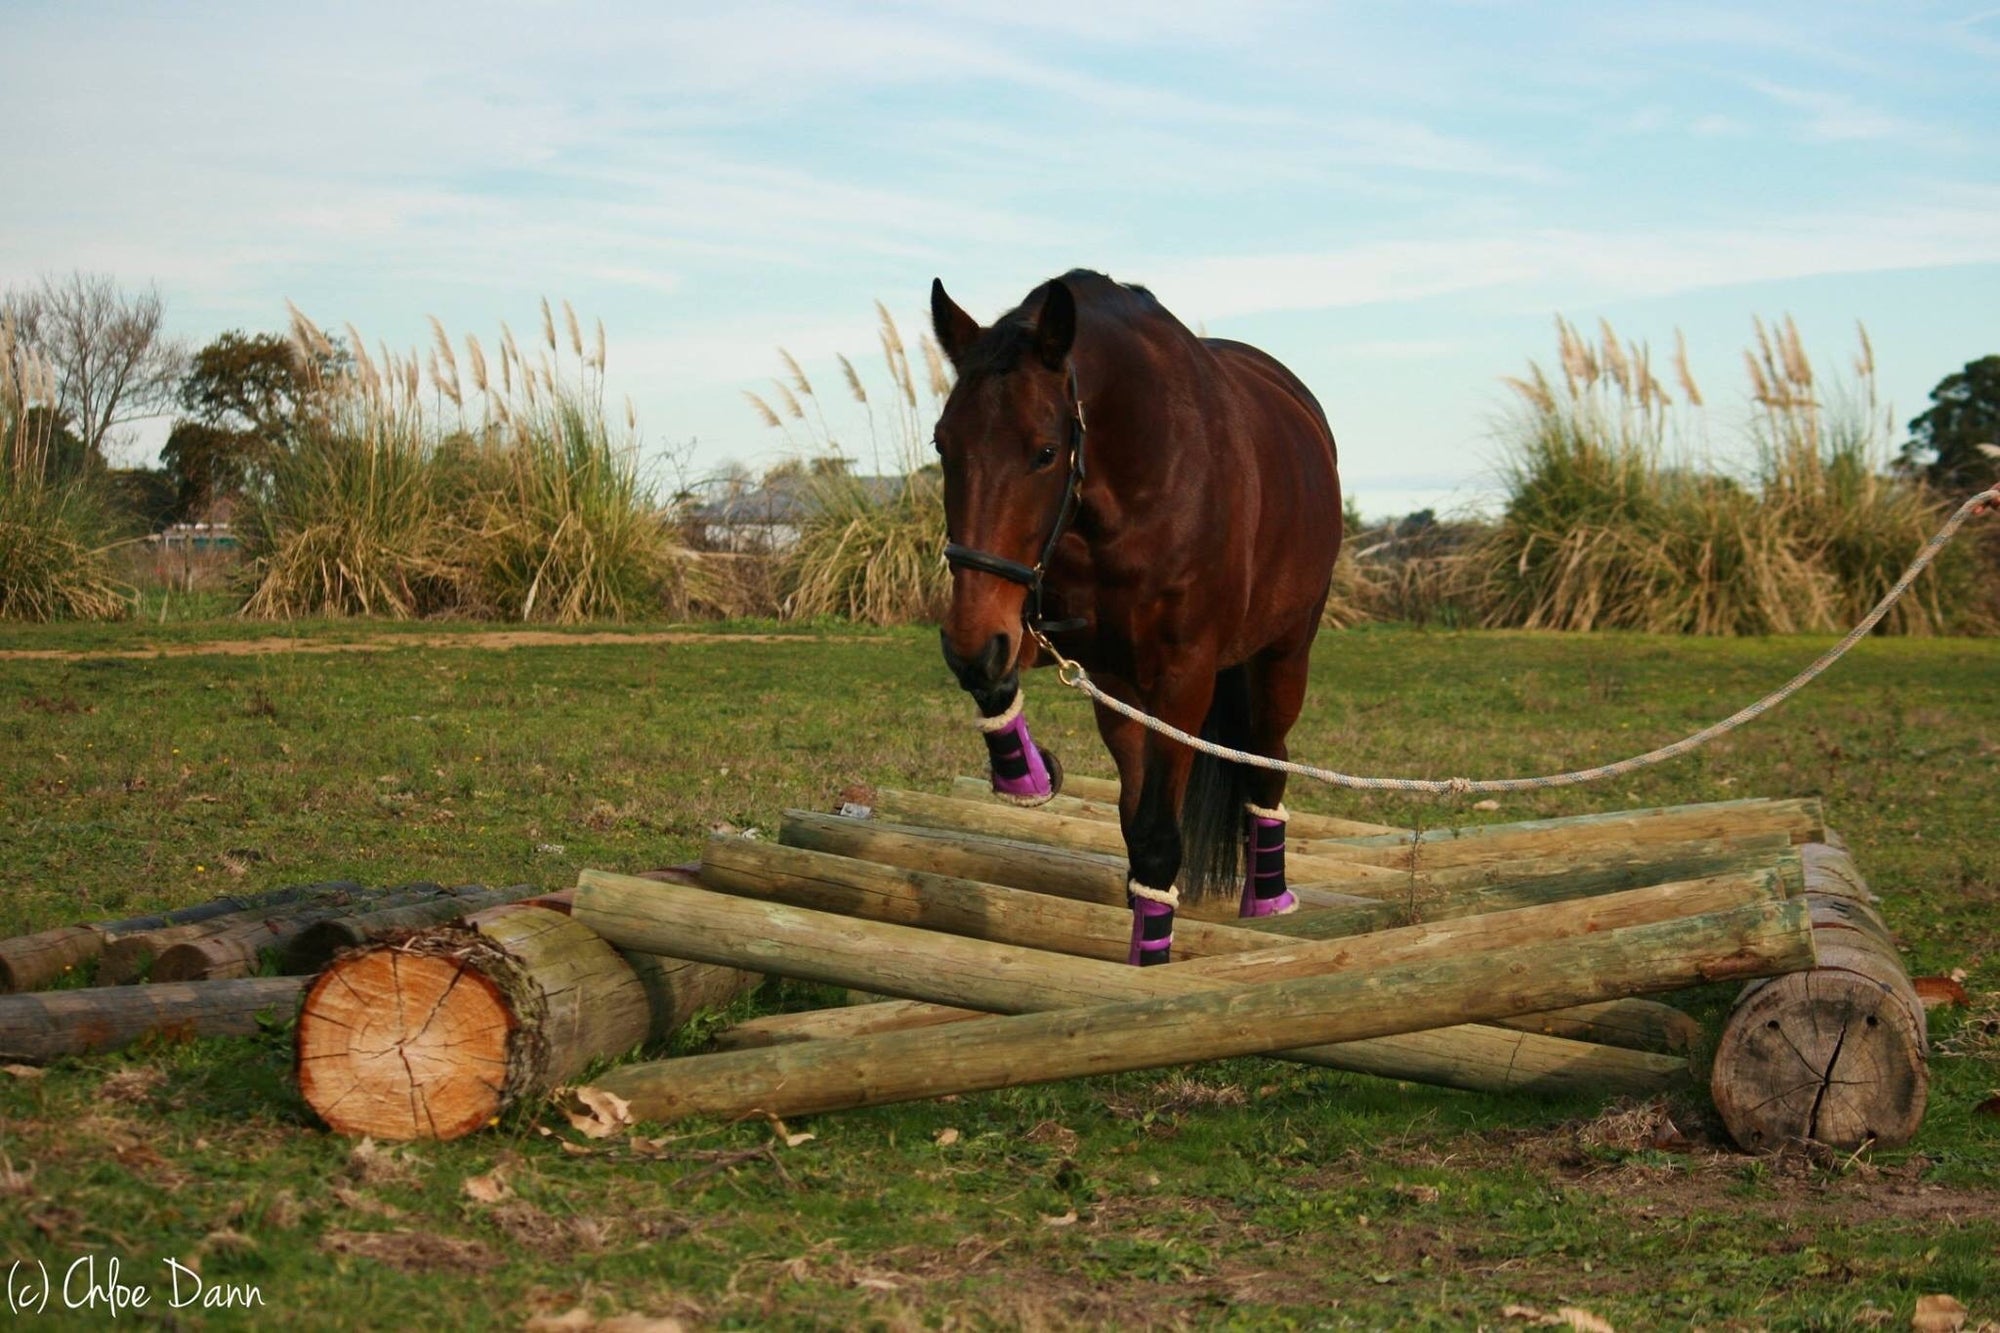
1039;746;1064;800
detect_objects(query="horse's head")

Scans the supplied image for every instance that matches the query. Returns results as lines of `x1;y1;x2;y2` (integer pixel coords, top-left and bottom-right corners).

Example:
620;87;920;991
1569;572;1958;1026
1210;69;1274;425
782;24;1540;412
929;276;1080;702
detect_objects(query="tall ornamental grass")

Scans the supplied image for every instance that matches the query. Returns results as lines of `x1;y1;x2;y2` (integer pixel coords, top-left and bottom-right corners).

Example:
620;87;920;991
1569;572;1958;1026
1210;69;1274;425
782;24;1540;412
1464;317;1988;636
747;305;955;625
241;302;697;622
0;317;131;621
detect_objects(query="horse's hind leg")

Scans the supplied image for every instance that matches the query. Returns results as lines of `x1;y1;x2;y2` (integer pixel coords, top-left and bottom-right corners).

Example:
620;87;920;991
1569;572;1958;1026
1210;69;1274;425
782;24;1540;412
1238;639;1314;918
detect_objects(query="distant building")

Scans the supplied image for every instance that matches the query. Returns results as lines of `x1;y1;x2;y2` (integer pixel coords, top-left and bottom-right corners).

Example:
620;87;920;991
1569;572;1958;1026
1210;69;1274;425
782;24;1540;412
689;474;905;551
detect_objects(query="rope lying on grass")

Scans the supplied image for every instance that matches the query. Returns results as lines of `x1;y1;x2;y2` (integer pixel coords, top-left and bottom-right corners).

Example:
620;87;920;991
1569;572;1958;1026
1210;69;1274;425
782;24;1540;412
1037;484;2000;797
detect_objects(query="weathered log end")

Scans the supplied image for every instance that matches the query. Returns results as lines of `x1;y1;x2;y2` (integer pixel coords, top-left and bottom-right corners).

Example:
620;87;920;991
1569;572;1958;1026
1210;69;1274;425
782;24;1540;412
296;937;523;1141
0;925;104;994
1710;966;1927;1151
1710;837;1927;1152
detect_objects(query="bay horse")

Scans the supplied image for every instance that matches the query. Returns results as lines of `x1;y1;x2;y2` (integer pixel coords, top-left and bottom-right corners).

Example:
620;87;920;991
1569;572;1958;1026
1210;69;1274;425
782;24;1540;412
931;270;1343;966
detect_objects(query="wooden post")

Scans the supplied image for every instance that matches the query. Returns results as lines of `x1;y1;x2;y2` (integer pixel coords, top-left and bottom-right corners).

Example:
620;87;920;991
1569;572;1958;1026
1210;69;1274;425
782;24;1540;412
1710;841;1928;1151
1310;798;1825;869
150;884;481;982
0;881;363;993
1;977;308;1063
569;888;1812;1124
294;903;759;1141
280;885;538;972
96;883;393;985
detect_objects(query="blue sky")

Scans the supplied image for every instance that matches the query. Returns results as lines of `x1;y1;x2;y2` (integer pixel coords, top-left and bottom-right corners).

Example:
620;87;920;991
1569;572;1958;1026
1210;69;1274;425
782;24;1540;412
4;1;1996;517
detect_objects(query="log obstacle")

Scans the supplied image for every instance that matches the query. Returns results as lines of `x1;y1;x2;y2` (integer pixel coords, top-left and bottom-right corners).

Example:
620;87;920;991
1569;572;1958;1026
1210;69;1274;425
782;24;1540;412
779;808;1798;930
572;868;1809;1105
949;773;1404;839
294;902;759;1140
0;881;363;993
695;836;1764;1054
95;882;396;985
151;883;525;982
0;976;309;1063
568;880;1812;1125
1710;843;1928;1151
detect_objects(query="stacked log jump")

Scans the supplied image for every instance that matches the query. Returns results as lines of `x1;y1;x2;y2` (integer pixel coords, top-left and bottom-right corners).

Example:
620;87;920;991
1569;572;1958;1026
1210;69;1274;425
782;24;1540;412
282;776;1930;1154
0;775;1928;1154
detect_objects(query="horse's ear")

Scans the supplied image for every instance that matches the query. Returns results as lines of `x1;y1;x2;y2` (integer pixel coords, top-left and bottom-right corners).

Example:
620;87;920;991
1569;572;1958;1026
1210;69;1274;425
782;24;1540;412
1033;279;1076;371
930;279;980;369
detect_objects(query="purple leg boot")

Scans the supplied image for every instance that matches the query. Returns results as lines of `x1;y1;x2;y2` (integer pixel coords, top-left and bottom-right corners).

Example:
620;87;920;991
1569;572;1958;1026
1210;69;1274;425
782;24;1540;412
1239;803;1298;918
1128;883;1177;966
978;692;1056;806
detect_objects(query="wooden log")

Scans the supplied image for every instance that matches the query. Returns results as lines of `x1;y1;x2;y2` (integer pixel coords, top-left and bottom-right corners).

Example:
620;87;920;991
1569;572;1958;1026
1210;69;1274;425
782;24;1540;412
281;885;538;972
0;881;362;993
943;775;1403;838
151;884;475;982
572;888;1812;1124
695;841;1718;1056
1710;841;1927;1151
934;779;1808;911
780;809;1793;929
96;882;390;985
0;976;309;1063
1309;798;1825;869
574;870;1808;1103
294;903;759;1141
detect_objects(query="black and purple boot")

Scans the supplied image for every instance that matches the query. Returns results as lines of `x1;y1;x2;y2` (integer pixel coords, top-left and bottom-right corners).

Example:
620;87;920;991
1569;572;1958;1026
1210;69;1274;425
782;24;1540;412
1239;802;1298;918
977;692;1057;806
1128;882;1177;966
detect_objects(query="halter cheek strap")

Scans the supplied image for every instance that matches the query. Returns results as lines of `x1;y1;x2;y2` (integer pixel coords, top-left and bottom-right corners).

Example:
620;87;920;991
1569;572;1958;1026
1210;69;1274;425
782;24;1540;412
942;362;1088;636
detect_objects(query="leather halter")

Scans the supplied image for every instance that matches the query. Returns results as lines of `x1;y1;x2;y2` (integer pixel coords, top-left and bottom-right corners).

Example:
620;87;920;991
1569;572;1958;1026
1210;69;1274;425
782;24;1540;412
942;362;1089;636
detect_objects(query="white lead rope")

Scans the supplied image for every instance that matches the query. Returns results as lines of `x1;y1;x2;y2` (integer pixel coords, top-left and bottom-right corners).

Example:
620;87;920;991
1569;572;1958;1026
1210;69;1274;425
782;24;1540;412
1034;485;2000;797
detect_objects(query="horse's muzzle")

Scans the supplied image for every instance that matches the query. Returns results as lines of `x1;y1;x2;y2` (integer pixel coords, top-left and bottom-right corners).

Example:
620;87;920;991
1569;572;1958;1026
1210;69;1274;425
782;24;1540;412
940;628;1015;697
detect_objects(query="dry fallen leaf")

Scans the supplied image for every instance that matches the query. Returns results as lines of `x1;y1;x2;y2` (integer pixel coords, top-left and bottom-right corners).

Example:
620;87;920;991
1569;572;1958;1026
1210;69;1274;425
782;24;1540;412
1914;977;1971;1009
934;1128;960;1147
2;1064;45;1080
1042;1209;1078;1227
1502;1306;1616;1332
783;1131;815;1149
461;1167;512;1205
1472;798;1501;812
562;1087;633;1140
1914;1294;1969;1333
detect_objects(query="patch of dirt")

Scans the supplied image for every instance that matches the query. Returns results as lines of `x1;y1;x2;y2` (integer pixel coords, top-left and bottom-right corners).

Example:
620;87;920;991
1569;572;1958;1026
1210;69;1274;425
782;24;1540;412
319;1227;503;1274
0;629;871;662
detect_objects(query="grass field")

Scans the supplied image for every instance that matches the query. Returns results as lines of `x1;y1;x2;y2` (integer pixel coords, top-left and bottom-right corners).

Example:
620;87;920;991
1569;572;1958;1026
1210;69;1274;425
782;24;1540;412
3;618;1998;1329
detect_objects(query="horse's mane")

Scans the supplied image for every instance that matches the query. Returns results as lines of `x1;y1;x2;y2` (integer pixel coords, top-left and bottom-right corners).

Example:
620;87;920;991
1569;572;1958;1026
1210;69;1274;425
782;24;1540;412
959;270;1174;380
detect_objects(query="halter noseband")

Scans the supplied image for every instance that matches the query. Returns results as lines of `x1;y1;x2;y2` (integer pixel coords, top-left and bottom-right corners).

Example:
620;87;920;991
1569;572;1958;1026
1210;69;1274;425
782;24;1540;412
942;362;1089;636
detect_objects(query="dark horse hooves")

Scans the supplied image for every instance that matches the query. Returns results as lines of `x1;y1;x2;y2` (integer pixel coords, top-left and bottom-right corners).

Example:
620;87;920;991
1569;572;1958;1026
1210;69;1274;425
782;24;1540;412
1039;746;1064;800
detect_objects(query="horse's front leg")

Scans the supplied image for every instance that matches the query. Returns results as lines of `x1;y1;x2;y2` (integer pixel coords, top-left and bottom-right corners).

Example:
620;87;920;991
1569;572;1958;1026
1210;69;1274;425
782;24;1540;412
963;672;1060;806
1094;674;1214;965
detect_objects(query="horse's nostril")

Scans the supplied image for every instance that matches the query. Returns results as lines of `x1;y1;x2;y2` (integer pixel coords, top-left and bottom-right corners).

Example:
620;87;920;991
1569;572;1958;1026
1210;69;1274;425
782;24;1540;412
978;632;1012;683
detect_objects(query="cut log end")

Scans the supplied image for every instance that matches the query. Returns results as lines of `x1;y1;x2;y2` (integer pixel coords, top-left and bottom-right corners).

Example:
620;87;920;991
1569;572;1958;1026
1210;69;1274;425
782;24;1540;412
296;947;518;1141
1710;968;1928;1152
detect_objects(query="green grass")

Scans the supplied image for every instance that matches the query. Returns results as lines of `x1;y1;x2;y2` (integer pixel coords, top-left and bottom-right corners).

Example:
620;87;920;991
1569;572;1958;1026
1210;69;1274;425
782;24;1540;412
4;620;2000;1328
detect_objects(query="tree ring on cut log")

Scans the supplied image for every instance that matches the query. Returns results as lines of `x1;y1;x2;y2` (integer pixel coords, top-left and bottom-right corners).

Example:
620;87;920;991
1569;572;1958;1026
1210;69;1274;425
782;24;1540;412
296;929;549;1141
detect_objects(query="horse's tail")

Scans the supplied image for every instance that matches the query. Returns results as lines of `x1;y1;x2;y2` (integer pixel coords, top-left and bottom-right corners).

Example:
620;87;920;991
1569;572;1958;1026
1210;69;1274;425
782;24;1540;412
1179;664;1251;906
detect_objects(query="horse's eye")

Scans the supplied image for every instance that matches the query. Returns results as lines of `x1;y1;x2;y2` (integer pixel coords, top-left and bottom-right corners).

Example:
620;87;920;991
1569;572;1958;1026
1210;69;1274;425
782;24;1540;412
1033;446;1058;470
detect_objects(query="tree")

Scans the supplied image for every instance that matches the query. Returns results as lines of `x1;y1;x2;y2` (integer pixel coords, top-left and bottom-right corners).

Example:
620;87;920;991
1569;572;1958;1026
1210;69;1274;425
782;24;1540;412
162;331;320;519
1;272;185;463
1902;355;2000;494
